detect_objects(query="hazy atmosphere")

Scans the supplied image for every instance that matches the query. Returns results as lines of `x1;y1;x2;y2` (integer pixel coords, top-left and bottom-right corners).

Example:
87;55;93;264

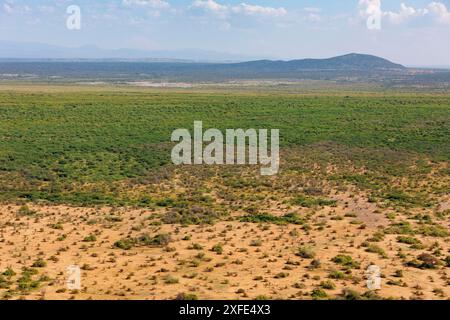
1;0;450;66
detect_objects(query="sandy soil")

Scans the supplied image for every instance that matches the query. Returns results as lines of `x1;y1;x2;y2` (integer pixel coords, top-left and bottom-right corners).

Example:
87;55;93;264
0;198;447;300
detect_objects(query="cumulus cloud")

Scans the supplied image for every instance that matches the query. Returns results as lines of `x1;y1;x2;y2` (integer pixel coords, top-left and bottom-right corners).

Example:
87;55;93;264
231;3;286;17
384;3;428;24
428;1;450;24
122;0;170;18
191;0;286;18
191;0;227;13
359;0;450;25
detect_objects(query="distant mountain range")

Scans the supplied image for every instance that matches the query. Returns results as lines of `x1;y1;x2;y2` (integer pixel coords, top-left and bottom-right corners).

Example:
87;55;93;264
3;41;445;84
0;53;408;82
0;41;404;69
0;40;257;62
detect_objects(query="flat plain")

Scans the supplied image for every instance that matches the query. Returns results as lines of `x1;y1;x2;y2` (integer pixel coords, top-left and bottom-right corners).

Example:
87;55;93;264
0;84;448;300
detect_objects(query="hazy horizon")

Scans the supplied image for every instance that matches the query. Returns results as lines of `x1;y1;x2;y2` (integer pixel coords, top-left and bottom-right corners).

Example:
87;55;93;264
3;40;450;69
1;0;450;66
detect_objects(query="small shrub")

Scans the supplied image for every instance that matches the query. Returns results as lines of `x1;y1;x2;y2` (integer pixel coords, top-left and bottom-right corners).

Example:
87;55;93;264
331;255;360;269
0;275;11;289
114;233;171;249
311;288;328;299
396;236;421;245
31;259;47;268
393;270;403;278
17;205;36;217
105;215;123;222
385;221;415;235
274;272;289;279
2;267;16;277
212;243;223;255
329;270;346;279
308;259;321;270
408;253;441;269
188;243;203;250
175;293;198;300
114;238;135;250
164;275;179;284
144;234;171;246
293;196;337;208
163;206;224;225
365;244;388;258
50;223;64;230
240;212;304;225
341;289;361;300
83;235;97;242
296;246;315;259
417;225;449;237
250;239;263;247
367;231;385;242
320;280;336;290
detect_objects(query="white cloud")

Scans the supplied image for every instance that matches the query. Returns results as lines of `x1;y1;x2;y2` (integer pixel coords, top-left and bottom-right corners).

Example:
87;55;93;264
122;0;170;18
122;0;170;9
384;3;428;24
191;0;227;13
359;0;450;25
231;3;287;17
428;1;450;24
191;1;286;18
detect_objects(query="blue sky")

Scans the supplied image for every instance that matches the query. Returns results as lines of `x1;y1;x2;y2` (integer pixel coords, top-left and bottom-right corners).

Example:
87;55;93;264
1;0;450;65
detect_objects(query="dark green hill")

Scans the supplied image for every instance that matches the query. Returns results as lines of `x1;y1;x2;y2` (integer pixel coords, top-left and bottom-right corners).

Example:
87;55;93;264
236;53;405;71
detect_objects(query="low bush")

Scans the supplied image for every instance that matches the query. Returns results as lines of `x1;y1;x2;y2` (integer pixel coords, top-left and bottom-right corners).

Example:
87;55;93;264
240;212;304;225
293;195;337;208
175;293;198;300
31;259;47;268
320;280;336;290
311;288;328;299
384;221;415;235
114;233;171;250
365;244;388;258
331;255;360;269
407;253;441;269
83;234;97;242
396;236;421;245
296;246;315;259
163;206;225;225
211;243;223;255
